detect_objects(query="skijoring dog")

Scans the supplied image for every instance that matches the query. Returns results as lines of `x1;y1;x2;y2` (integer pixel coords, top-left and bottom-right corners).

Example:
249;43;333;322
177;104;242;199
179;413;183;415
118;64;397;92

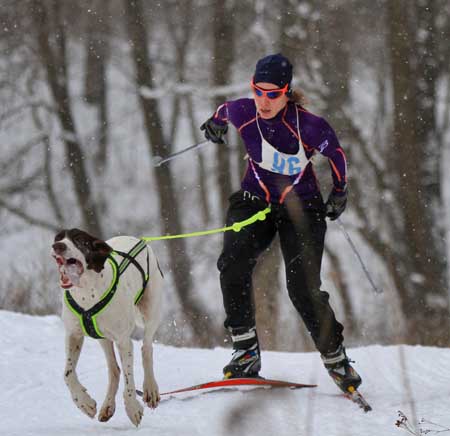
51;228;163;427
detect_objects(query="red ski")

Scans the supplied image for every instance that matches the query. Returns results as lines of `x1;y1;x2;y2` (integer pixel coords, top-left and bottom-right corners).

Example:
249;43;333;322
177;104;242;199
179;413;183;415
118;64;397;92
136;377;316;398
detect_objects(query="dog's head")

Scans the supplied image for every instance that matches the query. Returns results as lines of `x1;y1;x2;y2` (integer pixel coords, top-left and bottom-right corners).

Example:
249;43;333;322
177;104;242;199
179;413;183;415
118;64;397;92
51;228;113;288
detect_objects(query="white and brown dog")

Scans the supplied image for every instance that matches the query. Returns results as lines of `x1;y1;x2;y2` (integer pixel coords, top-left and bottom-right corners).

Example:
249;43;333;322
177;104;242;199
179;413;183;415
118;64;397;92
51;228;163;427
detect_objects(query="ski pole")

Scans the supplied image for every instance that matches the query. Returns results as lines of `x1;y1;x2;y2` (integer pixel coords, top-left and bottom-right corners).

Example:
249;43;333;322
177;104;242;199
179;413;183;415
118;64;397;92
336;218;383;294
153;139;211;167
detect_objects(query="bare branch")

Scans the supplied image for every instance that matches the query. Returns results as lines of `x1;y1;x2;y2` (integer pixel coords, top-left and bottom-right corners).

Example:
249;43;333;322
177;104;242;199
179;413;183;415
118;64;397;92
0;101;56;124
0;134;47;173
0;167;44;195
0;197;59;231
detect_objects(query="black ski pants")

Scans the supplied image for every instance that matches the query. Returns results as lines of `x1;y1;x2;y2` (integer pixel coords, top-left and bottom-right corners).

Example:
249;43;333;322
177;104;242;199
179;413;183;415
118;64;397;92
217;190;344;355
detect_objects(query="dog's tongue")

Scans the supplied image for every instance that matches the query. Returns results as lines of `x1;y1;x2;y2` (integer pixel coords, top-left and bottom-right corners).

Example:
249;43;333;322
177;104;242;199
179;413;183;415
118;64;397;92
60;271;72;288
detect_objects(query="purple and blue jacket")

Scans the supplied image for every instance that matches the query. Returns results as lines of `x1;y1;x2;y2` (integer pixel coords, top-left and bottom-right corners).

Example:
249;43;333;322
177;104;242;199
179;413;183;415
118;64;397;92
212;98;347;205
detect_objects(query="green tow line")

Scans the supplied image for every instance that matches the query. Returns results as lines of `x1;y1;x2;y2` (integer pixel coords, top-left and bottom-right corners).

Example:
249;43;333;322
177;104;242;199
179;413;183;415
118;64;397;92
141;207;271;242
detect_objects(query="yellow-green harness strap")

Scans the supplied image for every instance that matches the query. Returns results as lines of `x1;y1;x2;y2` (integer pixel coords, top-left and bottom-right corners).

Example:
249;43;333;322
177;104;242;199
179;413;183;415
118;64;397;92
141;207;271;242
64;257;119;339
64;240;149;339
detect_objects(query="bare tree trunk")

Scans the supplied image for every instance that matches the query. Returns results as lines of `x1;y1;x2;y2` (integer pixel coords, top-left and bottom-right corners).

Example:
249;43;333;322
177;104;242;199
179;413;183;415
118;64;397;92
278;0;306;61
84;0;110;173
212;0;234;213
30;0;103;237
186;95;210;224
43;134;65;226
27;64;65;226
387;0;450;345
163;0;210;224
124;0;213;347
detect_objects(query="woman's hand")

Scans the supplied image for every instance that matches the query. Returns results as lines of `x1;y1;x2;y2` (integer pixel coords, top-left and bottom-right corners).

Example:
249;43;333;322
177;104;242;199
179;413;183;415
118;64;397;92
326;189;347;220
200;117;228;144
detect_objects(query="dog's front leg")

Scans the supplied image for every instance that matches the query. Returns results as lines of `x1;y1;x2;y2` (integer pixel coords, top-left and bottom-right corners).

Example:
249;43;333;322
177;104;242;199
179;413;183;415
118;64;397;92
64;333;97;418
117;338;143;427
98;339;120;422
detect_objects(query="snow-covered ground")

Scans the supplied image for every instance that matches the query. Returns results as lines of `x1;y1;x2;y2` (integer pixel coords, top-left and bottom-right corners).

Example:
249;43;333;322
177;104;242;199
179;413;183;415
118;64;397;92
1;310;450;436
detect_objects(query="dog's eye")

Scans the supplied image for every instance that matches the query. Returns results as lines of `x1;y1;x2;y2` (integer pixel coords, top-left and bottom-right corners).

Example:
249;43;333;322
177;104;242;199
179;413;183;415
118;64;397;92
66;258;78;265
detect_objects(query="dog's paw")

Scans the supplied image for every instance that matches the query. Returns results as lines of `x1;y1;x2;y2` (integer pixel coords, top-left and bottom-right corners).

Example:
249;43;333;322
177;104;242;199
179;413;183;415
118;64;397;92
125;398;144;427
143;383;160;409
98;402;116;422
74;391;97;418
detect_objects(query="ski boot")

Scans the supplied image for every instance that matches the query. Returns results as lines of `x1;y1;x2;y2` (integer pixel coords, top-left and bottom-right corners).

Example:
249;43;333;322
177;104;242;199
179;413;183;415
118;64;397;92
223;326;261;379
321;345;362;393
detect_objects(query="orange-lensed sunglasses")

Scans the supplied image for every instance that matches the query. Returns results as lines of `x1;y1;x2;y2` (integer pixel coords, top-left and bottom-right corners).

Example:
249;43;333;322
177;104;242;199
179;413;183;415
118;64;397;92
251;80;289;99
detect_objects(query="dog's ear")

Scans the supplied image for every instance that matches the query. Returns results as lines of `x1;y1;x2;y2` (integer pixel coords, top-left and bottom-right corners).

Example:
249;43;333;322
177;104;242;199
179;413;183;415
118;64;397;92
86;240;113;273
54;230;67;242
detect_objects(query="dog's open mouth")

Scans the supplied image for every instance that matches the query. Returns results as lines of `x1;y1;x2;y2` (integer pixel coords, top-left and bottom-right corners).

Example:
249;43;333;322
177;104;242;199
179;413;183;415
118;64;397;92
54;256;84;288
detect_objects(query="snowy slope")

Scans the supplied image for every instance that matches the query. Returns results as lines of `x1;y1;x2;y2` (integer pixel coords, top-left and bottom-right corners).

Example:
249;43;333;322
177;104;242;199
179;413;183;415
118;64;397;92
1;310;450;436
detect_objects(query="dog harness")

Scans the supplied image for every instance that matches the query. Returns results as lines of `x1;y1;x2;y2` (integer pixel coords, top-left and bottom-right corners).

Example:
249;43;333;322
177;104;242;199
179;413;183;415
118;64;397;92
64;240;150;339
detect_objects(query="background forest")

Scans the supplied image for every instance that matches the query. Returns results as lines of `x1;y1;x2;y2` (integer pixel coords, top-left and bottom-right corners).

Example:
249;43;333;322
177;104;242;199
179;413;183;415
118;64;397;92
1;0;449;352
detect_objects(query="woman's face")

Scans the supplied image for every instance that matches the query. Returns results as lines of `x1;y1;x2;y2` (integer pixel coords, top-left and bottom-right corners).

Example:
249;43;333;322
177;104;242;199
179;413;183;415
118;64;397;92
253;82;289;119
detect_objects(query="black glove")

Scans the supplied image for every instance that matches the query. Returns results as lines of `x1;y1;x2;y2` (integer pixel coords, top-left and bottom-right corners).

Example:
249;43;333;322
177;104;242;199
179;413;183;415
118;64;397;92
200;117;228;144
325;188;347;220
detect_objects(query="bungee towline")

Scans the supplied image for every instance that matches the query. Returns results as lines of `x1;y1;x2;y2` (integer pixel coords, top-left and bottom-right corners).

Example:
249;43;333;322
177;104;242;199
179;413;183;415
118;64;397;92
141;207;271;242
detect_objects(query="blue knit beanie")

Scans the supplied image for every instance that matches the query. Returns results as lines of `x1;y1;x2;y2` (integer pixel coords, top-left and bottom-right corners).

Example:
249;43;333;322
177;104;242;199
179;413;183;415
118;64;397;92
253;53;293;88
